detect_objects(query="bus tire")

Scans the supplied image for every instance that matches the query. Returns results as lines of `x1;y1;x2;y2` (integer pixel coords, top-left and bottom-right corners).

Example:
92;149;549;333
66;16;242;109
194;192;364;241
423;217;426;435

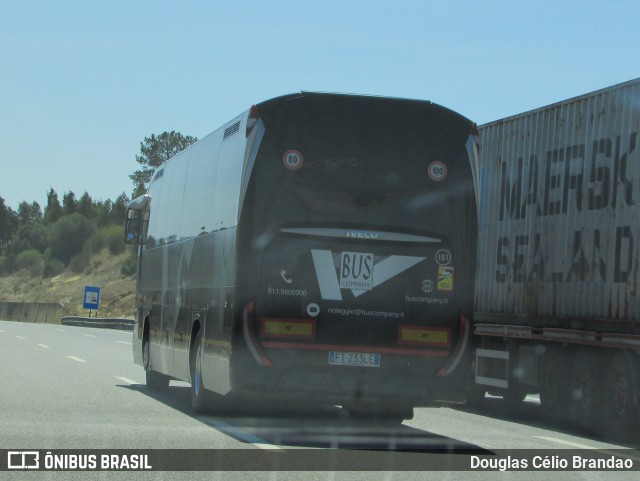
344;403;413;423
143;332;169;391
190;329;209;413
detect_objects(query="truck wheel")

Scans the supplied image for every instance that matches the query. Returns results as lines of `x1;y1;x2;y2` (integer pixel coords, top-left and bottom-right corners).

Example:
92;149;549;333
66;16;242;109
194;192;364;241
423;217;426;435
190;329;210;413
143;335;169;391
603;352;639;441
503;385;527;405
569;348;604;430
465;387;486;407
539;347;572;418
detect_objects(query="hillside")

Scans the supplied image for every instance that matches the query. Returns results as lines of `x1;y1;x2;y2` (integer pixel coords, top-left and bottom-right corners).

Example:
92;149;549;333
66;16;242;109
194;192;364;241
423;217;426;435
0;249;136;319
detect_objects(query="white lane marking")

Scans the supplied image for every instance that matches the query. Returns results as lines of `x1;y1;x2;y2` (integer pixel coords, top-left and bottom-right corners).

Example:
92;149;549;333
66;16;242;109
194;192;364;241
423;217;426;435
84;334;96;338
208;420;283;450
116;341;132;345
66;356;87;363
15;335;26;339
56;329;66;332
535;436;640;462
115;376;139;385
0;330;5;333
37;344;51;349
535;436;596;449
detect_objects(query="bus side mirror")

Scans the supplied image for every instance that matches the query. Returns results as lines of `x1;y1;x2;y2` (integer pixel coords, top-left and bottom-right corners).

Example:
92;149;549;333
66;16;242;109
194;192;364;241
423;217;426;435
124;194;151;246
125;208;146;245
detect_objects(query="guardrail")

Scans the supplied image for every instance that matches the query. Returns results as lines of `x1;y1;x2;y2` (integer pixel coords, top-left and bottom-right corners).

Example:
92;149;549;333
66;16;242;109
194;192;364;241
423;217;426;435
61;316;134;330
0;301;71;324
0;301;134;330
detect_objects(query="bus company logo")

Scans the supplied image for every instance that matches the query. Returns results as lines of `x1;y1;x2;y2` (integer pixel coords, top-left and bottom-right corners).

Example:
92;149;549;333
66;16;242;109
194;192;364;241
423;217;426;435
340;252;374;290
283;149;303;170
311;249;425;301
428;161;447;181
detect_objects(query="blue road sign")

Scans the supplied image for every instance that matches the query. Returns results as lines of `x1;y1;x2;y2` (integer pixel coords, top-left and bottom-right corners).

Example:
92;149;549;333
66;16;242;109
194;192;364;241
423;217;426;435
83;286;101;310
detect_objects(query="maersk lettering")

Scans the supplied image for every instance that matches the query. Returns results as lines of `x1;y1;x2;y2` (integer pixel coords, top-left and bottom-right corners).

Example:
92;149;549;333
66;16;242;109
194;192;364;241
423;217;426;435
589;138;611;210
614;226;633;283
498;132;638;220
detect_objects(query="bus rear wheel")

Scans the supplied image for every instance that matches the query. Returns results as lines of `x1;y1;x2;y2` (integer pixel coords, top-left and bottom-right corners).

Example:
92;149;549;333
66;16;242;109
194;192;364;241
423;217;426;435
143;335;169;391
344;403;413;423
190;329;210;413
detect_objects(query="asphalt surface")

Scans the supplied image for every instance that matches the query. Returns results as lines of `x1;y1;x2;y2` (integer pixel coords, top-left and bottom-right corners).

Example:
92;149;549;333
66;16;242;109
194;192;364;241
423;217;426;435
0;319;638;481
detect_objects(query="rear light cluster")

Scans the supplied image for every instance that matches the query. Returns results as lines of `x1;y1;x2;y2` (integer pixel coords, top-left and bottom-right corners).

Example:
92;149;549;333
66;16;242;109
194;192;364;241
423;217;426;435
261;318;316;339
398;325;451;347
242;301;272;367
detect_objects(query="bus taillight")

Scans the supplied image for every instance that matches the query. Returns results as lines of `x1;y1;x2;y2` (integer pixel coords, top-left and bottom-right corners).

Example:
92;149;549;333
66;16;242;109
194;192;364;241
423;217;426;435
242;301;272;367
261;318;317;340
398;325;451;347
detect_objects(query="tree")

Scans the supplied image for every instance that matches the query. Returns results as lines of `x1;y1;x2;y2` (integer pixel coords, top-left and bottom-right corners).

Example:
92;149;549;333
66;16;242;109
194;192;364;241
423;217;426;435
62;191;77;216
15;249;43;277
0;197;18;256
77;191;93;218
14;223;48;254
93;199;113;227
110;192;130;225
43;188;62;225
47;213;95;265
129;131;197;193
17;201;42;226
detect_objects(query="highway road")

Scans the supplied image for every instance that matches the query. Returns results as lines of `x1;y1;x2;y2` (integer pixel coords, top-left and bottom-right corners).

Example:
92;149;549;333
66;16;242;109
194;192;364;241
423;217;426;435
0;319;638;481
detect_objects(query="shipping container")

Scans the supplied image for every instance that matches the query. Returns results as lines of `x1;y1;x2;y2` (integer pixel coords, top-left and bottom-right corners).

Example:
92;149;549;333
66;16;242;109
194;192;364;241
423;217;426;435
472;78;640;441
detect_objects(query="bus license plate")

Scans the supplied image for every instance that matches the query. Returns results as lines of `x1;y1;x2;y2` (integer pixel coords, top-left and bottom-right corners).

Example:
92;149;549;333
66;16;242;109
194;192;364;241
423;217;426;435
328;351;381;367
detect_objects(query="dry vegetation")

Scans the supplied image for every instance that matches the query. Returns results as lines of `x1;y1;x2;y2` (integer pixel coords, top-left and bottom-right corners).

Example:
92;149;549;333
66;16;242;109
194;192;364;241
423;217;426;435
0;249;136;318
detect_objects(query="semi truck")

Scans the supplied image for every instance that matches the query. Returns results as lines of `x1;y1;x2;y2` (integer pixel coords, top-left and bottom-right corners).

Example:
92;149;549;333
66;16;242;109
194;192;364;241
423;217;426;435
472;78;640;439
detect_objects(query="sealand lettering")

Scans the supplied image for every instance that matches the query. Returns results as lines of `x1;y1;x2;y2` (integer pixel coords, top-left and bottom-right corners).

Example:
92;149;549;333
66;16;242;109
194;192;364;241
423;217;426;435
495;227;633;284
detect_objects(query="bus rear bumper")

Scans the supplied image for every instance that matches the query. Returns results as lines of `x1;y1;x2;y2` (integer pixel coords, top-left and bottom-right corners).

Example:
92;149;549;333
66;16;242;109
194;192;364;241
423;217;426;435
235;362;468;407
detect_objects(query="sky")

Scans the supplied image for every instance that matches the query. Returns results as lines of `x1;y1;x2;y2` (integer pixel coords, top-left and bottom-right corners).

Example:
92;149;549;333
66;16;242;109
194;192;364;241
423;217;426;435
0;0;638;211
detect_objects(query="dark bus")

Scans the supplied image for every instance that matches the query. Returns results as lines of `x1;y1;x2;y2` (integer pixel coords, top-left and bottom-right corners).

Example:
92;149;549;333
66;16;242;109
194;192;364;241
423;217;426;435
125;92;479;420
